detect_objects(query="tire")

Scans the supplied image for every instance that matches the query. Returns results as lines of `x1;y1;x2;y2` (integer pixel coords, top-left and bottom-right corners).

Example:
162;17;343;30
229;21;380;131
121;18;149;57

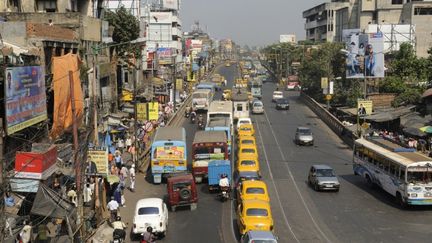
396;192;407;209
179;188;192;200
365;175;374;188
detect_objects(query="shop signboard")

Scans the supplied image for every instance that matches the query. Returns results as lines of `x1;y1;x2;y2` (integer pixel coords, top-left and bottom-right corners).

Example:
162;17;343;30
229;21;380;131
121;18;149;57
87;149;109;176
137;103;148;121
14;145;57;180
148;102;159;120
4;66;48;135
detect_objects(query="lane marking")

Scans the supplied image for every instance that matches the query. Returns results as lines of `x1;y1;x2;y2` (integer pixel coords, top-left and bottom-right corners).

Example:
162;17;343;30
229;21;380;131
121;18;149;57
262;107;333;243
255;114;300;243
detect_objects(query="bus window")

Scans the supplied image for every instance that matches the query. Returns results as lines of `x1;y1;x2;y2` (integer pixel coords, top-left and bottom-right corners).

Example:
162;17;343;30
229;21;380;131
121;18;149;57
389;163;396;175
400;167;406;181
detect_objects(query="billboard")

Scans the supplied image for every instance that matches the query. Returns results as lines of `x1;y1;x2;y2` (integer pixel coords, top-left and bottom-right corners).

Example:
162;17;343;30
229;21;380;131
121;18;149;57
344;29;384;78
357;99;373;116
280;34;296;43
148;102;159;120
137;103;148;122
87;149;109;176
5;66;47;135
157;48;173;65
162;0;179;10
14;145;57;180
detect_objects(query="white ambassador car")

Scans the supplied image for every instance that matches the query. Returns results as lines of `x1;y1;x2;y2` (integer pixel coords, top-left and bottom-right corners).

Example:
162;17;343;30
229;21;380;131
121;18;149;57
133;198;168;237
272;91;283;102
236;117;252;131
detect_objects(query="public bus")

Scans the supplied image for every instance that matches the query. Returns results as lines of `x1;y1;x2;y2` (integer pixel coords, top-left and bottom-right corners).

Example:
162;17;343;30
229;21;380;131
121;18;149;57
231;88;249;121
151;127;187;184
206;117;233;154
250;80;262;99
353;137;432;207
192;89;212;111
196;82;216;93
207;101;233;129
192;131;228;183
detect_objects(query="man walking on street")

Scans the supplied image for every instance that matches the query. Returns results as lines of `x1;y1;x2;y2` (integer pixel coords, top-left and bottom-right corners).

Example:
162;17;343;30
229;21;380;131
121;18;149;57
129;164;136;192
107;196;119;221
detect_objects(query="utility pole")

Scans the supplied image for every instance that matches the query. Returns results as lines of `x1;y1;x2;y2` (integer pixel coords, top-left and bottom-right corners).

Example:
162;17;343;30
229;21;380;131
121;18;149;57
92;48;99;146
0;119;4;242
172;55;177;111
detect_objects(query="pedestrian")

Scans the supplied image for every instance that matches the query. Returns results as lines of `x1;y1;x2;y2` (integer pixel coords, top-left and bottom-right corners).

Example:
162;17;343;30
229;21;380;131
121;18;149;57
125;136;132;151
107;196;120;221
114;152;123;170
108;151;114;164
120;166;128;189
129;164;136;192
83;183;92;207
67;186;77;207
20;221;32;243
117;138;125;153
37;223;51;243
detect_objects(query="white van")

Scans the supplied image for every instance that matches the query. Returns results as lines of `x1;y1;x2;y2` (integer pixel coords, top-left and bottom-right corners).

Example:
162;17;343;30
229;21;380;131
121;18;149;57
192;89;212;111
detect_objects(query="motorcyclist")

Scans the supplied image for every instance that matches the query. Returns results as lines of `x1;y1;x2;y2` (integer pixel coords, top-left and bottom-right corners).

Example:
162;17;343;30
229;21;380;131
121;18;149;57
185;106;191;117
141;226;156;243
112;216;127;241
190;110;197;122
219;174;230;189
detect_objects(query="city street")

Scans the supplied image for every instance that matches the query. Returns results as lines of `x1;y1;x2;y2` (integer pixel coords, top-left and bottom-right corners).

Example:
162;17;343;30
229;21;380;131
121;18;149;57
121;64;432;243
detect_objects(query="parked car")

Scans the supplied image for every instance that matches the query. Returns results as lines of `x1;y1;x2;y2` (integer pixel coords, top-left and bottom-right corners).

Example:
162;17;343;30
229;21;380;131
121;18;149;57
238;136;257;148
272;91;283;102
241;230;278;243
275;98;289;110
167;173;198;212
237;155;260;175
252;100;264;114
237;145;258;161
308;165;340;192
234;170;261;188
237;199;274;235
132;198;168;238
295;127;314;145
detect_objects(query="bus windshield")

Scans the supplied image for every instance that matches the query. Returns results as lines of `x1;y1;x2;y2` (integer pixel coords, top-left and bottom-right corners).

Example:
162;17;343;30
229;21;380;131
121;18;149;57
407;170;432;183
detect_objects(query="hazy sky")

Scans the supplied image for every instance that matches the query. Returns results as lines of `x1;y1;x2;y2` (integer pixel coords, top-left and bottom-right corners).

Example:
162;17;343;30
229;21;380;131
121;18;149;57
180;0;325;47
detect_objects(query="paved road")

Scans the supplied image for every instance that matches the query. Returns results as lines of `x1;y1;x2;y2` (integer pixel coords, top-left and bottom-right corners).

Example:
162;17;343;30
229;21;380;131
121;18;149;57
121;63;240;243
252;82;432;243
122;63;432;243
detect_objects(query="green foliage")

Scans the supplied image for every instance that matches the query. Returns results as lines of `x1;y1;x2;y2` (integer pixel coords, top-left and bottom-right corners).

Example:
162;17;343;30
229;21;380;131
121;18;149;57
379;76;406;93
104;7;140;57
393;88;422;107
389;43;428;83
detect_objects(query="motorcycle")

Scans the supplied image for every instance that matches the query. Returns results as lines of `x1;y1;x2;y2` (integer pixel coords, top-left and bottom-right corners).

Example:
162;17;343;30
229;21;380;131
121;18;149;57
185;111;190;118
190;114;196;124
198;120;205;130
219;186;230;202
112;229;126;243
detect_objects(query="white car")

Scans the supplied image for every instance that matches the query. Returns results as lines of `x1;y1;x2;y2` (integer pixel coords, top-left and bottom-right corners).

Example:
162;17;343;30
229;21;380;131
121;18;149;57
237;117;252;131
133;198;168;237
252;100;264;114
272;91;283;102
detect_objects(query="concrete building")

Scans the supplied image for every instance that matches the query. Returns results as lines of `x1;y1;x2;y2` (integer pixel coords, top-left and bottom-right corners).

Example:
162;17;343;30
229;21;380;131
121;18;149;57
280;34;296;44
303;1;350;42
317;0;432;57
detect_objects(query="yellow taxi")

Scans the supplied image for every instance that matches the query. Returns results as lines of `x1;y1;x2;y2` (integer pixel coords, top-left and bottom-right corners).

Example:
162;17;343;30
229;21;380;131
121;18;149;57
238;136;256;148
223;89;232;101
237;145;258;160
237;199;274;235
237;180;269;203
237;124;255;138
237;155;260;174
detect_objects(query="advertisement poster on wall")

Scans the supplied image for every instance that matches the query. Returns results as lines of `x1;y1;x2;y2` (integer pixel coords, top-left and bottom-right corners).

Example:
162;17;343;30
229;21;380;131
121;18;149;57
137;103;148;122
148;102;159;120
4;66;47;135
344;29;385;79
87;149;109;176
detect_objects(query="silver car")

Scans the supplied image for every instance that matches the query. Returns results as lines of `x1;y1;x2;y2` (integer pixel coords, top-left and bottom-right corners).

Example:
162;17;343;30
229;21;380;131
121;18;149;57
252;100;264;114
308;165;340;192
295;127;314;146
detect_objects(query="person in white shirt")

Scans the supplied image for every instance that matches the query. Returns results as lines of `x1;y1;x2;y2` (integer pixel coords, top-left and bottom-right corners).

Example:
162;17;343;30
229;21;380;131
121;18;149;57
125;136;132;150
108;197;120;221
20;221;33;243
83;183;92;206
219;174;230;188
67;186;77;207
129;164;136;192
117;139;125;153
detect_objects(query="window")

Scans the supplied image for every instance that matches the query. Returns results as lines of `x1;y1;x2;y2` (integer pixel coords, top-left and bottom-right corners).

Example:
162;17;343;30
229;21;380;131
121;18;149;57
241;160;256;166
36;0;57;12
237;104;243;111
246;188;265;194
246;208;268;217
138;207;159;215
400;167;406;181
392;0;403;4
414;8;432;15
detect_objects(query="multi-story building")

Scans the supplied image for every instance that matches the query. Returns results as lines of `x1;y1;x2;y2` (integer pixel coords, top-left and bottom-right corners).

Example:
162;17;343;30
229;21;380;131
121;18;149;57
306;0;432;57
303;1;350;42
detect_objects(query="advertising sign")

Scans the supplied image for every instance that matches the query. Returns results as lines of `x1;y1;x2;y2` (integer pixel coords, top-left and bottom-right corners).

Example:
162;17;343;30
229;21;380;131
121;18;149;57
5;66;47;135
357;99;373;116
321;77;328;89
14;145;57;180
155;146;184;160
176;78;183;90
137;103;148;122
162;0;179;10
87;149;109;176
148;102;159;120
157;48;173;65
344;29;385;78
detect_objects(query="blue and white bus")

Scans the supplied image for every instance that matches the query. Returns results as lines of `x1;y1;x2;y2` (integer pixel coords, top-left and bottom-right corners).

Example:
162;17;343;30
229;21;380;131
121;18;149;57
354;137;432;207
151;127;187;184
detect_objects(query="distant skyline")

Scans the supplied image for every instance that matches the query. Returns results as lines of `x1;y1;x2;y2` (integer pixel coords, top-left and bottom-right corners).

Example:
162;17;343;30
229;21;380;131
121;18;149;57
180;0;325;47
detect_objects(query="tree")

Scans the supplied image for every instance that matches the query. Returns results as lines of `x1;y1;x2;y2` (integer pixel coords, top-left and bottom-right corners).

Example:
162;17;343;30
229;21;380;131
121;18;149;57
104;7;140;57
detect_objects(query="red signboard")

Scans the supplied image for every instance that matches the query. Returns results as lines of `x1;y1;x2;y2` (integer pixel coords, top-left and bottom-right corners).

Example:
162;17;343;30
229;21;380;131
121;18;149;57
15;145;57;179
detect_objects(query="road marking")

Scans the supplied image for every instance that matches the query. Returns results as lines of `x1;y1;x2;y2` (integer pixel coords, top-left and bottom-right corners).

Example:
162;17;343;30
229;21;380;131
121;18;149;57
262;108;333;243
255;115;300;243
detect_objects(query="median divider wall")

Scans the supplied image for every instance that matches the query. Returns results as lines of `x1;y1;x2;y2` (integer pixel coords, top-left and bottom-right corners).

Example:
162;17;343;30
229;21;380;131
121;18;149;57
300;92;358;148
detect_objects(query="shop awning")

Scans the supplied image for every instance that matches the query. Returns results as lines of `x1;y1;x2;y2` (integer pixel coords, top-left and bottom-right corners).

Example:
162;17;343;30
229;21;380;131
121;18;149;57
364;106;415;123
30;183;76;219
